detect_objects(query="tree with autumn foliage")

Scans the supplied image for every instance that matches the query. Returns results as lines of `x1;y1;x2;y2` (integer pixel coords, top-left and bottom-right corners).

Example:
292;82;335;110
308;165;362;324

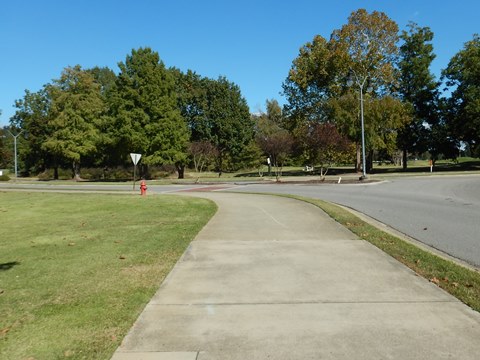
283;9;407;173
255;100;293;181
302;123;353;178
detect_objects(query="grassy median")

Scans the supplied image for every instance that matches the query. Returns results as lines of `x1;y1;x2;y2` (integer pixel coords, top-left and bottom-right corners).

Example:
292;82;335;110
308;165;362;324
0;192;216;360
284;194;480;313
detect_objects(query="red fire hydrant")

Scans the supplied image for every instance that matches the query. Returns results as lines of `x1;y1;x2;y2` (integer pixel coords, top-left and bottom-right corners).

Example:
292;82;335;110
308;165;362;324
140;179;147;196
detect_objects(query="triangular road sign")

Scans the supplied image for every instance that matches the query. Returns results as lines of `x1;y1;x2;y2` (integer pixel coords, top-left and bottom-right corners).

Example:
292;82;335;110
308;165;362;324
130;153;142;165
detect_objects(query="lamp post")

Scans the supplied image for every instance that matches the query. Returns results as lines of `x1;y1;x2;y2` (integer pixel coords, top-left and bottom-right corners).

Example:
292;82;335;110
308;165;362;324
348;74;368;179
6;129;24;180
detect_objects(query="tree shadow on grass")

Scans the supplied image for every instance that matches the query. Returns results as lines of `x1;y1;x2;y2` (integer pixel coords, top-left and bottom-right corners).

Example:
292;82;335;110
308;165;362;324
0;261;20;271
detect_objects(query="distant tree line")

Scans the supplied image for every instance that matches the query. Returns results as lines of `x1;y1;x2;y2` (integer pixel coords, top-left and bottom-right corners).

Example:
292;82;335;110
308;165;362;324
1;48;254;179
2;9;480;179
282;9;480;172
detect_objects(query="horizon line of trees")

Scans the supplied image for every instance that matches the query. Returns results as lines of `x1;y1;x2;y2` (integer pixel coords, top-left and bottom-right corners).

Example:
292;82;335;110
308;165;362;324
1;8;479;180
281;9;480;173
1;48;255;179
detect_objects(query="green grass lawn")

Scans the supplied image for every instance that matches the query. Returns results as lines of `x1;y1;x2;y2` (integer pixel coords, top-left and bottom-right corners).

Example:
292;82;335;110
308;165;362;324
0;192;216;360
187;157;480;180
11;157;480;185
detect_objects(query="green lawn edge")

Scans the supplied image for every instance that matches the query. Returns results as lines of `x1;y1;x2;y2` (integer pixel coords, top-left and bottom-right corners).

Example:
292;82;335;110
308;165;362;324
0;192;217;360
274;193;480;313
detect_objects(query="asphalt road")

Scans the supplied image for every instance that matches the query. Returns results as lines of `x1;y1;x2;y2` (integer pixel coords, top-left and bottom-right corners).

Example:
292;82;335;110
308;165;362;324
226;175;480;268
2;175;479;267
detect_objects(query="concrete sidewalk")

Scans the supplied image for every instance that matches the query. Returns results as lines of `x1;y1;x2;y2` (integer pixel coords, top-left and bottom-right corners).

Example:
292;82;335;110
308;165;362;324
111;193;480;360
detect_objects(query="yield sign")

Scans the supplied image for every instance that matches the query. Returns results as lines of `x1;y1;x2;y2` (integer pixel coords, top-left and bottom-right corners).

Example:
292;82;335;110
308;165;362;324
130;153;142;165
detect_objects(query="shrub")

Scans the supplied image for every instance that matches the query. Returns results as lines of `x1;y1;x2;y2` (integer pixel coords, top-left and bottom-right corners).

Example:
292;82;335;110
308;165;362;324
37;168;72;181
147;165;176;179
0;174;10;181
106;167;132;181
80;168;104;180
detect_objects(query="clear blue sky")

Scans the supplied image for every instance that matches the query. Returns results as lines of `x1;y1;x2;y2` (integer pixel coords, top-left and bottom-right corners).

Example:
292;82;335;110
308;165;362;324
1;0;479;126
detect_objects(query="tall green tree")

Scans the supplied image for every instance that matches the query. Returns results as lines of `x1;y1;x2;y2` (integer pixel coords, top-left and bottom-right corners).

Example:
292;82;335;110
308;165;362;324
328;94;410;168
283;9;401;172
282;35;338;131
333;8;399;171
172;69;206;132
197;76;253;170
10;87;55;176
109;48;189;177
329;8;398;98
1;117;14;169
173;69;253;172
254;99;287;140
443;34;480;156
265;99;285;126
429;99;459;163
88;66;117;95
42;66;104;180
85;66;119;168
254;99;293;180
367;96;412;164
397;23;439;168
0;112;8;169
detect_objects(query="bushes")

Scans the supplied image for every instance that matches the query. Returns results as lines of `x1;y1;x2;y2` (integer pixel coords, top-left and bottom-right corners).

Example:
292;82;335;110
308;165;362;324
37;168;72;181
150;164;177;179
35;167;156;181
0;174;10;181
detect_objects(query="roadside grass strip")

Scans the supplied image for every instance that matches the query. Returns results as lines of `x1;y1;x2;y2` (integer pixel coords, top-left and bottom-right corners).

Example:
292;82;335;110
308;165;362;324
0;192;216;360
280;194;480;313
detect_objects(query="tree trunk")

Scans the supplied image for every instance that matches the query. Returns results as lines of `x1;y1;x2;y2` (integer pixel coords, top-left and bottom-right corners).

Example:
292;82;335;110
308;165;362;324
217;151;223;177
72;161;81;181
402;149;408;171
176;163;185;179
54;166;59;180
140;164;150;179
274;162;282;182
356;143;361;172
366;150;374;173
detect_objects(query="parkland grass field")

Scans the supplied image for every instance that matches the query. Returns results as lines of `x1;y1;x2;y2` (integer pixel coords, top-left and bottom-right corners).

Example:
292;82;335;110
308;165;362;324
0;192;216;359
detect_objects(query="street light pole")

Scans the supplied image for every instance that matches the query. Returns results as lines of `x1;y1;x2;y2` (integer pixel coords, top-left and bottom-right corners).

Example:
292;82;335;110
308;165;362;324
348;73;368;179
6;129;24;180
359;78;367;179
350;31;371;179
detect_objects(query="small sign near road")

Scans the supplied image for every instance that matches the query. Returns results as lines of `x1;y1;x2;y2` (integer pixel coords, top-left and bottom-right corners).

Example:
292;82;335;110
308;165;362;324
130;153;142;190
130;153;142;165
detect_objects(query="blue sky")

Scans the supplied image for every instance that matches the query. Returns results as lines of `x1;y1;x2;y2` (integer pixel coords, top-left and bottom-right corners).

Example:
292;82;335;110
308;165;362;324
1;0;479;126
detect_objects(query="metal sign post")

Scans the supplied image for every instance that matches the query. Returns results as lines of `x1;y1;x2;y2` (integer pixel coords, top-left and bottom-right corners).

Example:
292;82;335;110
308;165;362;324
130;153;142;190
